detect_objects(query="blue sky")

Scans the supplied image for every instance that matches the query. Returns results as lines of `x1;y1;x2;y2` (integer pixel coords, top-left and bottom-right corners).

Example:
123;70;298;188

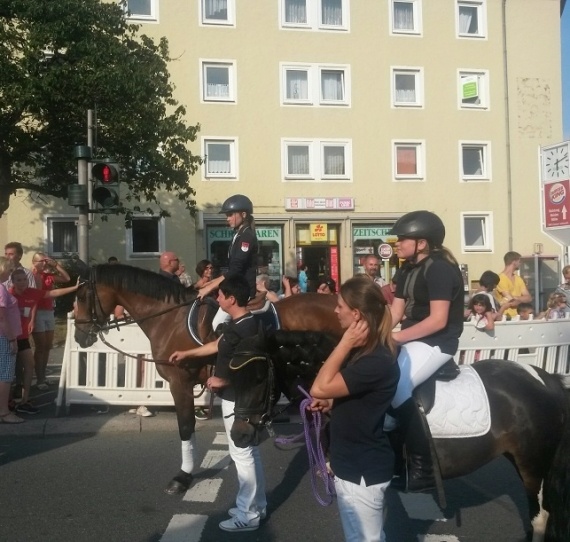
563;6;569;139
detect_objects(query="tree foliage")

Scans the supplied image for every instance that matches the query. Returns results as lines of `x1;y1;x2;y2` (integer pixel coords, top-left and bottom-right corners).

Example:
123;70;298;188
0;0;201;218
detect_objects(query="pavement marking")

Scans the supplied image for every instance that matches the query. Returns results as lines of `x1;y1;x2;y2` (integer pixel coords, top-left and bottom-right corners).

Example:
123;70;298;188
183;478;223;502
419;536;460;542
160;514;207;542
398;492;447;521
200;449;231;470
212;432;228;446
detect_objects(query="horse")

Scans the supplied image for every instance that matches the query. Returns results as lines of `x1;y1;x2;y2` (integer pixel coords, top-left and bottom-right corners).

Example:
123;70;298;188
228;332;570;541
73;263;341;495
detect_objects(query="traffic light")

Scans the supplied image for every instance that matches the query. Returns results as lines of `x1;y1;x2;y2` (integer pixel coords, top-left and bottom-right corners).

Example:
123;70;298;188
92;161;120;211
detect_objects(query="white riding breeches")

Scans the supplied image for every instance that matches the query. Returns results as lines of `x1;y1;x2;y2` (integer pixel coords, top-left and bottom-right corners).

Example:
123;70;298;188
212;307;231;331
391;341;452;409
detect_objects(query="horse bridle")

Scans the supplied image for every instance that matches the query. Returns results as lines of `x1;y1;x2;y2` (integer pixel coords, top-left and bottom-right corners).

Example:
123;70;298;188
73;270;197;365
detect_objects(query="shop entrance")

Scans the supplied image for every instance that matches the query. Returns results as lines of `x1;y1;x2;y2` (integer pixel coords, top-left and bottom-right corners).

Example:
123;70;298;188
295;223;340;292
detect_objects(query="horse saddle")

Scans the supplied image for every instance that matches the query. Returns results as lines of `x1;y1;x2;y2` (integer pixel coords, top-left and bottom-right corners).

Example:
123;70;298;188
187;296;281;346
415;364;491;439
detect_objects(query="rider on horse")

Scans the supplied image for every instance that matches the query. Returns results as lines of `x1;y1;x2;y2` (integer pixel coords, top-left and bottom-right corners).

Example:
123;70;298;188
388;210;465;491
197;194;258;331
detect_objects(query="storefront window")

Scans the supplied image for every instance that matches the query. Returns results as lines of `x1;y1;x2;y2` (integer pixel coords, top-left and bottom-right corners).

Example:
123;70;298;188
206;224;284;291
352;224;399;281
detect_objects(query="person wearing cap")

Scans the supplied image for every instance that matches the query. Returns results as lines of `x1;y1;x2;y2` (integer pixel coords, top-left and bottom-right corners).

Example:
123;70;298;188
198;195;258;330
387;210;464;492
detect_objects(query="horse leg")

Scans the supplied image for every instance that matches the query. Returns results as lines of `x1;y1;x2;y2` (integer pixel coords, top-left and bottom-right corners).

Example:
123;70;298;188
164;380;198;495
505;453;544;541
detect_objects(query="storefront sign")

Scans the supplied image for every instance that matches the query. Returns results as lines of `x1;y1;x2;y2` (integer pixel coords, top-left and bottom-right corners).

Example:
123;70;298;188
352;227;392;240
310;223;328;241
286;197;354;211
208;226;282;242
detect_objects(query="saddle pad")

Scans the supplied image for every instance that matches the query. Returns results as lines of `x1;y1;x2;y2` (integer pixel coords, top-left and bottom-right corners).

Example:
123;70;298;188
426;365;490;439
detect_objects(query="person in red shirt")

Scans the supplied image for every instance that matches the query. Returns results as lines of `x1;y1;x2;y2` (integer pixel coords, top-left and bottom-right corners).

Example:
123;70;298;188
9;269;78;414
30;252;71;390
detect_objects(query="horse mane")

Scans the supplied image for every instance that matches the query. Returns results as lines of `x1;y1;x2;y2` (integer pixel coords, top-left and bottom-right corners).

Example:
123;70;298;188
93;263;195;304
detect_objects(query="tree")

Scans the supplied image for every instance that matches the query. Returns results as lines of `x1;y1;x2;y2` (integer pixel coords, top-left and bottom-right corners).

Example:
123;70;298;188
0;0;201;218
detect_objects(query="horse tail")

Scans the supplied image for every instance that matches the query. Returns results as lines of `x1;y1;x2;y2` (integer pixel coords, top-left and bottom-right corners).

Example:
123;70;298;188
543;374;570;542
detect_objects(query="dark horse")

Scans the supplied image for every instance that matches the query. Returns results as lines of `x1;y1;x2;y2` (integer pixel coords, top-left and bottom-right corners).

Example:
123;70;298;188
73;263;341;495
229;332;570;541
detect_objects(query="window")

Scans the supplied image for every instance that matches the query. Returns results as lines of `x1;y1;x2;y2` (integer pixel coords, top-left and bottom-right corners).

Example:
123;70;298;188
281;63;350;106
392;67;423;107
460;141;491;181
201;61;236;102
125;0;158;22
282;139;352;181
390;0;422;35
392;141;425;180
457;1;486;38
203;138;238;178
280;0;349;31
46;216;78;257
461;213;493;252
201;0;235;26
458;70;489;109
127;216;165;258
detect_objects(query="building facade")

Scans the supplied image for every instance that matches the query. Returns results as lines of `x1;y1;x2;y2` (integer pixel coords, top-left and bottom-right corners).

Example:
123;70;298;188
1;0;566;295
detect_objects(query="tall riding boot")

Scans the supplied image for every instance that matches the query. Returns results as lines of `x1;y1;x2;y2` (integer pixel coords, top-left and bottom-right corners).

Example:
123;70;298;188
394;399;435;492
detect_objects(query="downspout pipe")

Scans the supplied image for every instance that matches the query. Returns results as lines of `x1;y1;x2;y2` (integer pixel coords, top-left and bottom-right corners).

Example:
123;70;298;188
502;0;513;251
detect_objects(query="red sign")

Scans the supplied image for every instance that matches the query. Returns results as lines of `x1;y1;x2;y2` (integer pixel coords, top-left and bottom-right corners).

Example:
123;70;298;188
544;180;570;228
378;243;393;259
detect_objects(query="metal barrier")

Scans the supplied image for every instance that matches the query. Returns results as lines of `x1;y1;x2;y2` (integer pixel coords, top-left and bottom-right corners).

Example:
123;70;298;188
56;315;570;414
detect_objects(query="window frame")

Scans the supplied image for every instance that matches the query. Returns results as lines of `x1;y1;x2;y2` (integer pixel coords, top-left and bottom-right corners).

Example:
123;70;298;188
460;212;494;252
459;140;491;182
392;140;426;181
45;215;79;258
390;0;423;36
125;0;159;23
202;137;239;179
201;60;237;103
126;215;166;259
200;0;236;26
280;62;351;107
279;0;350;32
281;138;352;182
320;140;352;180
456;0;487;39
458;69;489;110
391;66;424;108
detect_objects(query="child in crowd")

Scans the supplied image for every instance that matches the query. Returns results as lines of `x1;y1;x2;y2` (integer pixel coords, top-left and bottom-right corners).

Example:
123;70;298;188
555;265;570;311
545;292;567;320
517;302;535;321
477;270;501;311
466;294;495;331
9;269;79;414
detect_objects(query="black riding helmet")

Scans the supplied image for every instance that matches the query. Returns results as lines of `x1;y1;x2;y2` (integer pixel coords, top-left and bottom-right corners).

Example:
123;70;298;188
220;194;253;215
389;210;445;248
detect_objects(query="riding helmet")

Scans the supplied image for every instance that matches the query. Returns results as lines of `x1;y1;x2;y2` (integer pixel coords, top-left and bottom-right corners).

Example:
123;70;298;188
389;210;446;248
220;194;253;215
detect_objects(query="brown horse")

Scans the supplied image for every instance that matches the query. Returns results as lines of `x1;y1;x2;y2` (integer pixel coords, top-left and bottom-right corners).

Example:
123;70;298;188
228;333;570;541
73;263;340;495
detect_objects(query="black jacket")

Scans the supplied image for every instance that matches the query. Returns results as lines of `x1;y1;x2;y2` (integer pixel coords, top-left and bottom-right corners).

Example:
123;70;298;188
224;225;258;298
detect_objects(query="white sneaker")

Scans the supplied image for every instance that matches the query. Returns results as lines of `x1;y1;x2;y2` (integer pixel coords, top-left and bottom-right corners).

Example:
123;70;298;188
228;507;266;520
135;406;153;417
219;516;259;532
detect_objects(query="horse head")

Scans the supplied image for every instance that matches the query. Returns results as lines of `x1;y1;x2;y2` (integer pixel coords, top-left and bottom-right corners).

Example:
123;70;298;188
229;331;276;448
73;266;106;348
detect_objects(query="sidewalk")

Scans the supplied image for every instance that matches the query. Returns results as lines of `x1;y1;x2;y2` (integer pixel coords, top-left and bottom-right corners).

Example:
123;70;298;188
0;345;217;437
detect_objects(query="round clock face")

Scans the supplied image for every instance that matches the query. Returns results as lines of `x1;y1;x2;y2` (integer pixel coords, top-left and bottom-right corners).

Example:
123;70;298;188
543;145;570;180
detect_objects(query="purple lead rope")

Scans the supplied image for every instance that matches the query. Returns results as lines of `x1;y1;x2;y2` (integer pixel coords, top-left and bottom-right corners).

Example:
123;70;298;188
297;385;336;506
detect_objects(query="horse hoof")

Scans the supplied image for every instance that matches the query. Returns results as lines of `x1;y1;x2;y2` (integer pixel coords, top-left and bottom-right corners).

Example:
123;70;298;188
164;471;193;495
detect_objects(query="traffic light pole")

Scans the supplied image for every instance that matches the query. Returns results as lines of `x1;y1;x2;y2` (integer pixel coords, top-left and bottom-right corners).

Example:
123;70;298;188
74;145;91;263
